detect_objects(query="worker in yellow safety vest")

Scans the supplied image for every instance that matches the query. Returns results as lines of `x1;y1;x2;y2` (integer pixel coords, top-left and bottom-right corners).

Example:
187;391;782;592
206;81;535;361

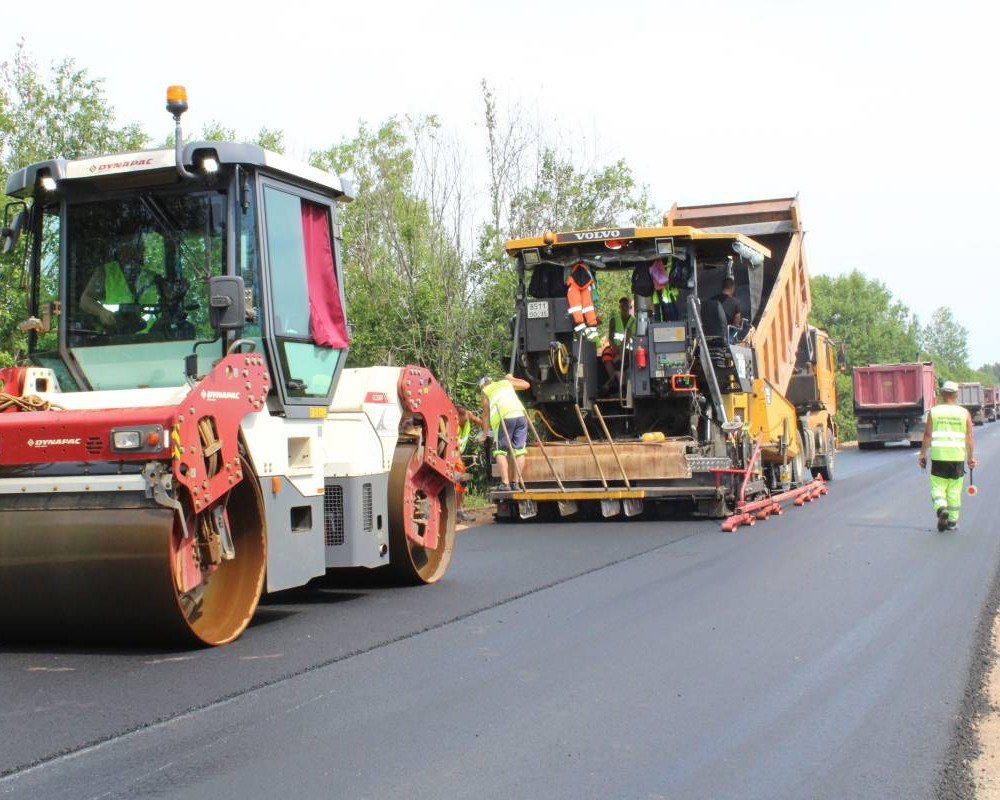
79;238;158;332
649;257;680;322
601;296;636;393
453;407;475;523
919;381;977;531
479;373;531;492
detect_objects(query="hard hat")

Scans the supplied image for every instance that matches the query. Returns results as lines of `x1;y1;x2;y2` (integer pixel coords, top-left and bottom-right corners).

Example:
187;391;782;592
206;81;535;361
941;380;959;394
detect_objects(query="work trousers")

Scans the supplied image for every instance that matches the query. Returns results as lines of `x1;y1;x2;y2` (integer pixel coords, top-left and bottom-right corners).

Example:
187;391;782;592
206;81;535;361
930;473;964;522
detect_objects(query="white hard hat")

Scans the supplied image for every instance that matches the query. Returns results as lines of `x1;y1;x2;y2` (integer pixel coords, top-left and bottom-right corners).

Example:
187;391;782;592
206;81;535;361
941;381;959;394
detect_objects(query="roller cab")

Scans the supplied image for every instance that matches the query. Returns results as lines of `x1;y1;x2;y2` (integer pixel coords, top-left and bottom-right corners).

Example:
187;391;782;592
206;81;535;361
0;89;457;645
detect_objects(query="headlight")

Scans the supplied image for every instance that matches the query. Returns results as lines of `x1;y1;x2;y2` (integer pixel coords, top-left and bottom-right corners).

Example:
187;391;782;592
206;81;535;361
112;430;142;450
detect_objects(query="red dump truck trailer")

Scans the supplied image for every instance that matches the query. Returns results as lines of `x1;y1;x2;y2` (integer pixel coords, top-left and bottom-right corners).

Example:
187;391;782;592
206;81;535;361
853;362;936;449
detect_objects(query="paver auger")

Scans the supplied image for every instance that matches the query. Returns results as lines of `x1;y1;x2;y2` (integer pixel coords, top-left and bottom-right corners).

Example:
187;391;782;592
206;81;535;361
0;87;458;645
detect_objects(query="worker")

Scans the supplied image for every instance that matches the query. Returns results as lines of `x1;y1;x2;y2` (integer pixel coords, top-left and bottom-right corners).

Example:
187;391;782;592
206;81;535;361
710;277;742;328
453;407;475;523
918;381;977;531
479;373;531;492
601;296;636;393
649;257;679;321
566;260;601;345
79;236;158;333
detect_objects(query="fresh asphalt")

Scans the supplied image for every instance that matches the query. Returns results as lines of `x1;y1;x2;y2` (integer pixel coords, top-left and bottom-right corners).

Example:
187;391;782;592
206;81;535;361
1;428;999;799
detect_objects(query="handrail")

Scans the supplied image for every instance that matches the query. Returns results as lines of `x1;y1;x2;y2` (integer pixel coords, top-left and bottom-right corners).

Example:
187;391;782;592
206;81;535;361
592;404;631;488
574;404;608;489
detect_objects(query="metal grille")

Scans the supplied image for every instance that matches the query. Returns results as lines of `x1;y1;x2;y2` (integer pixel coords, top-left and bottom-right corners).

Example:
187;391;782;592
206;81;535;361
362;482;373;532
687;457;734;472
324;483;344;546
86;436;102;455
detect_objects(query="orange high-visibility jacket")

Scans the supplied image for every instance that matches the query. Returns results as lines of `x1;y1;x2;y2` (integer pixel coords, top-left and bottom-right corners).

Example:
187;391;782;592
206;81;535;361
566;262;598;333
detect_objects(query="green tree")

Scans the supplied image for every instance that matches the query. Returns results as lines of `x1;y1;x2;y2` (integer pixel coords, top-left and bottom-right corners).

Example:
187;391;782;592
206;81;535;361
0;41;147;365
810;270;921;439
920;306;970;380
311;117;476;400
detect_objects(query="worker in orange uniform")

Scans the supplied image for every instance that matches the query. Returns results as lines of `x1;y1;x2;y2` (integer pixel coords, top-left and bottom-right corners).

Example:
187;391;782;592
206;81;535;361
566;261;601;345
919;381;976;531
601;296;636;393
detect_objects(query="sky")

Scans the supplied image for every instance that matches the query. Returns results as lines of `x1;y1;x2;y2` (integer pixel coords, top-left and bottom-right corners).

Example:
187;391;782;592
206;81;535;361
6;0;998;364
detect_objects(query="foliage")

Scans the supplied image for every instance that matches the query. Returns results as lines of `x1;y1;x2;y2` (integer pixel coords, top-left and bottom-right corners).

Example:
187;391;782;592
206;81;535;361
810;271;921;440
0;42;147;365
311;117;480;406
920;307;971;381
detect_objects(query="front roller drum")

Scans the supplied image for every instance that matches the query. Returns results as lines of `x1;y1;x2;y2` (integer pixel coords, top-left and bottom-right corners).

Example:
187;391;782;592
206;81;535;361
387;443;456;584
0;458;266;645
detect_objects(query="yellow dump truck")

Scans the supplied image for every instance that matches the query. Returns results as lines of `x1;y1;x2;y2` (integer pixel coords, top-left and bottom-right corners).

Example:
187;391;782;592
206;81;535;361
495;197;840;522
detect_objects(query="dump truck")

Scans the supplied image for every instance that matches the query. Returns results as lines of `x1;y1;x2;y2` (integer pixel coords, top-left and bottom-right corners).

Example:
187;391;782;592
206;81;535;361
496;197;839;525
0;88;459;645
853;362;936;448
959;382;986;426
984;387;997;422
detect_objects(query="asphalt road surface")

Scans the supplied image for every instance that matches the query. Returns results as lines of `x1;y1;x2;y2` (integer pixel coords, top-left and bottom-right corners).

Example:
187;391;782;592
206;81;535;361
2;427;999;799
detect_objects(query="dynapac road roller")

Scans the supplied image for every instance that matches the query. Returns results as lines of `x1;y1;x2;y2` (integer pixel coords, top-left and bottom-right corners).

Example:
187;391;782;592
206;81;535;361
0;88;458;645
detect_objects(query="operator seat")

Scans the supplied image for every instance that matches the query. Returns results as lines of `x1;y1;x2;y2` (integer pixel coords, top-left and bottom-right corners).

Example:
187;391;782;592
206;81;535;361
700;299;732;370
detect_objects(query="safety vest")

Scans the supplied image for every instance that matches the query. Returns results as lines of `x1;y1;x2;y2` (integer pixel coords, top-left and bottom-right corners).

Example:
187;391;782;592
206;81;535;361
483;380;525;431
458;419;471;453
929;404;968;462
653;285;678;304
104;262;157;305
611;311;636;345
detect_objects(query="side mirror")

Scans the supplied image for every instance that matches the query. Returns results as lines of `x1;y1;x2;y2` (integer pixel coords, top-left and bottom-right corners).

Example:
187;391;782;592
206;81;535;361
209;275;246;335
0;205;27;256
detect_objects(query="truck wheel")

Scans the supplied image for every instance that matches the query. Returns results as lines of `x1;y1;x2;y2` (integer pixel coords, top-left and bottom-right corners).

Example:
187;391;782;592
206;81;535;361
813;429;836;481
858;441;884;451
791;452;806;487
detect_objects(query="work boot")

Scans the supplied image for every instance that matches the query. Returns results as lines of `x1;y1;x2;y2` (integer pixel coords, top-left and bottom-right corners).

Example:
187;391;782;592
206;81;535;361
947;521;959;531
495;483;511;493
936;506;949;532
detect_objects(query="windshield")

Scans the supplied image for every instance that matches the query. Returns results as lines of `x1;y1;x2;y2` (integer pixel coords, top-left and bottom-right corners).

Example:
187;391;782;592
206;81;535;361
64;191;226;390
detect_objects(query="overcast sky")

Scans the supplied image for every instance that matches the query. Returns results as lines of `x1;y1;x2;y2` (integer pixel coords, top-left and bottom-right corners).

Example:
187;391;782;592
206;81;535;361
7;0;997;364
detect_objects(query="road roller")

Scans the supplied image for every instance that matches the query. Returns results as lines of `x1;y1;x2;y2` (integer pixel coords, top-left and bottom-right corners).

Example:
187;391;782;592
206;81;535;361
0;87;458;645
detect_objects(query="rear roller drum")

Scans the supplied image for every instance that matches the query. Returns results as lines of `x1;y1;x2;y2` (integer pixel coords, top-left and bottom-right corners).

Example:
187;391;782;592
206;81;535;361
387;443;456;584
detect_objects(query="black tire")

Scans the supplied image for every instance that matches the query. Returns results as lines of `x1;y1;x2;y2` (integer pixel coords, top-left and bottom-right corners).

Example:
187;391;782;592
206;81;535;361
858;441;884;451
813;429;836;481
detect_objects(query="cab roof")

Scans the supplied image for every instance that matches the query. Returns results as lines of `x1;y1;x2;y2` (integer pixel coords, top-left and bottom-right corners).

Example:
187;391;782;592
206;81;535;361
6;141;354;201
504;224;771;261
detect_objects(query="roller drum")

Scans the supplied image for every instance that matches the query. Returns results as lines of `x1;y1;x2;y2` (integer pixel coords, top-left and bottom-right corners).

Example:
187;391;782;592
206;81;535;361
0;459;266;646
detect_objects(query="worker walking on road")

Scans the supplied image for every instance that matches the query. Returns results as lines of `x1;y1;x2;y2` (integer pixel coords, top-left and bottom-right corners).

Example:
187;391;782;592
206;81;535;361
919;380;977;531
479;374;531;492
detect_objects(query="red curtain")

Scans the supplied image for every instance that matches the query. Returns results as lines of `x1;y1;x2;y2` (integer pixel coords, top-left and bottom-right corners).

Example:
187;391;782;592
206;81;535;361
300;200;349;348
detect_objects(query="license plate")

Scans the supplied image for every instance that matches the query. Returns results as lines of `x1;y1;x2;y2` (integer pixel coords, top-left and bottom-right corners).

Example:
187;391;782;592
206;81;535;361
527;301;550;319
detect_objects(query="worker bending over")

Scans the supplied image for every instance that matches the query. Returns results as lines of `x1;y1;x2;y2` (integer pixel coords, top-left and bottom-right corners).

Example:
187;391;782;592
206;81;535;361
602;296;635;393
919;381;977;531
479;374;531;492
